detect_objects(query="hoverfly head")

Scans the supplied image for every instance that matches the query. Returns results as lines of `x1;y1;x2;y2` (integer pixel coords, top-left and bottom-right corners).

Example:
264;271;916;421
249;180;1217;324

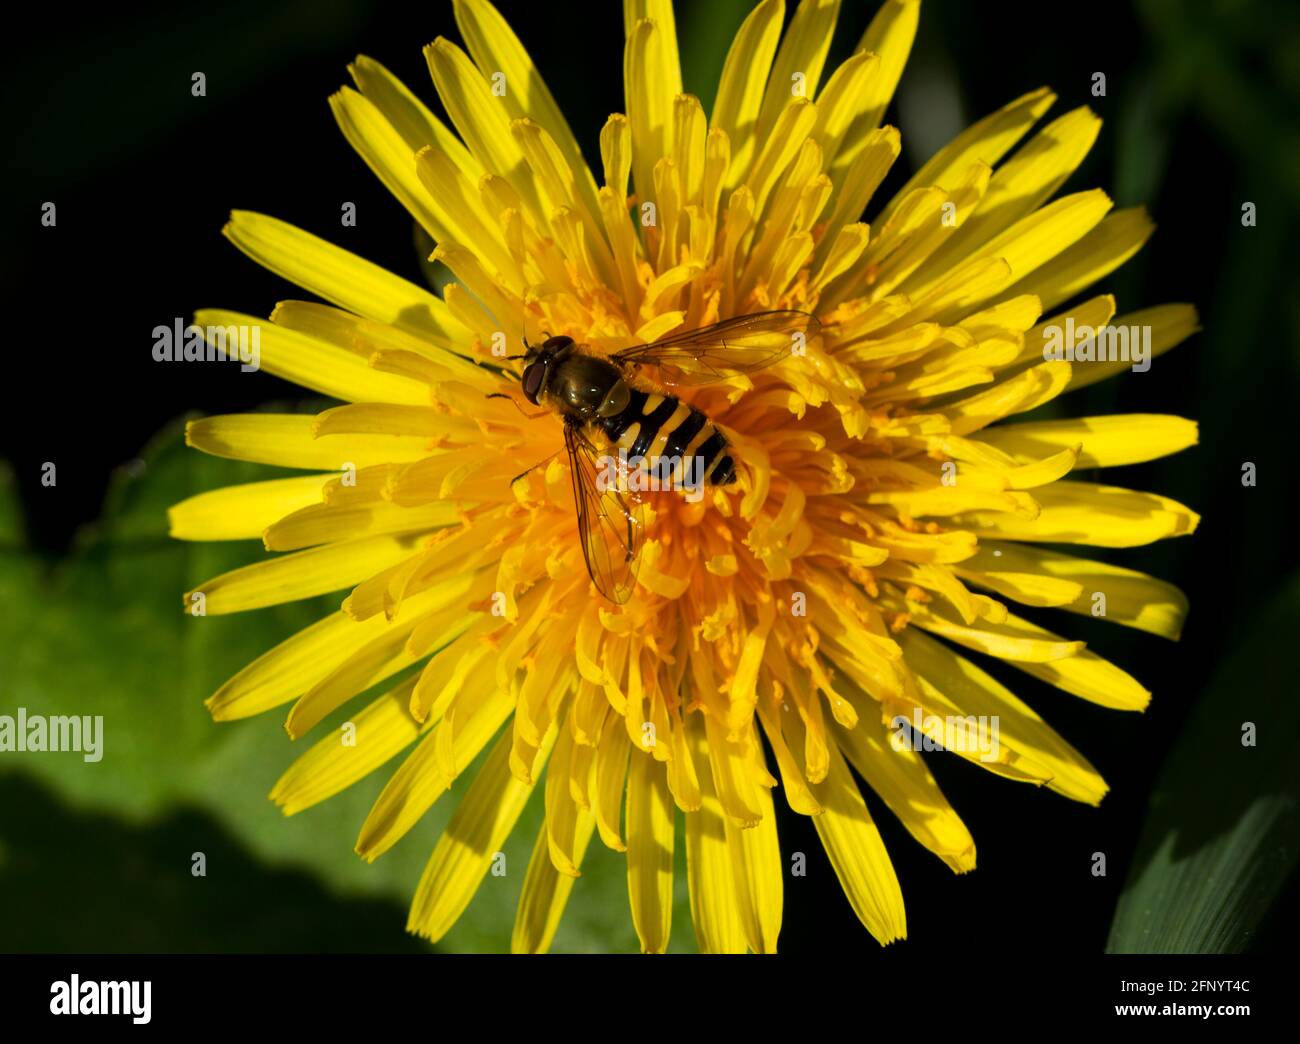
518;335;574;404
521;357;547;404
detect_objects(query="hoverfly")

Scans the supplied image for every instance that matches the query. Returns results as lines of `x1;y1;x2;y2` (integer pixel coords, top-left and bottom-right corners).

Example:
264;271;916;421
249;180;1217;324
505;310;819;604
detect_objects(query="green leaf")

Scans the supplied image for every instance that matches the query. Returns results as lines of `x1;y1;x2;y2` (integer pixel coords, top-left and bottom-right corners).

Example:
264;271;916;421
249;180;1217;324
1107;570;1300;953
0;422;693;952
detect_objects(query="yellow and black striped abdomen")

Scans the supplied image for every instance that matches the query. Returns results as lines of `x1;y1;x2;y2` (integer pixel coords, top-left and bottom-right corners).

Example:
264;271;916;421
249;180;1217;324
594;389;736;485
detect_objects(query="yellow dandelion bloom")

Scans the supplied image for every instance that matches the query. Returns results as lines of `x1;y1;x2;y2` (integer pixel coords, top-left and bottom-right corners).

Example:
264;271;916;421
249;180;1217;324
171;0;1199;953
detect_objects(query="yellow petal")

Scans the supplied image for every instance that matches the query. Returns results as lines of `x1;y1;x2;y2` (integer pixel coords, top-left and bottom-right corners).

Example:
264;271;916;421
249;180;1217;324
270;300;488;384
262;498;460;552
330;87;447;243
757;702;823;815
626;750;675;953
623;17;675;209
952;189;1113;303
191;311;431;406
454;0;601;221
943;360;1072;435
430;240;526;337
834;714;976;873
847;0;919;137
510;118;616;285
1010;293;1115;369
930;606;1152;710
1012;640;1152;711
953;545;1085;610
711;0;785;188
512;808;596;954
168;474;331;542
963;541;1189;640
270;675;424;815
186;534;419;615
724;779;783;953
684;714;748;953
348;54;481;176
221;212;469;347
414;146;521;287
807;740;906;945
816;127;899;267
313;402;472;439
1011;207;1155;311
205;605;416;721
623;0;682;95
355;678;514;860
1066;304;1200;391
284;577;475;738
907;598;1085;663
186;414;435;470
811;51;880;167
600;112;633;199
980;414;1199;468
544;725;587;876
914;106;1102;282
953;480;1200;547
745;97;818;217
812;222;870;296
877;87;1055;226
700;702;764;826
593;714;631;851
424;37;542;217
861;163;992;299
899;629;1109;804
755;0;840;145
407;723;557;942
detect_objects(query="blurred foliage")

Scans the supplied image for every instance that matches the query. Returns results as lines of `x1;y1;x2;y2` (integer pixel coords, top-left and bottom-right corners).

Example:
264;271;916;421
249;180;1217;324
1108;570;1300;952
1101;0;1300;950
1134;0;1300;209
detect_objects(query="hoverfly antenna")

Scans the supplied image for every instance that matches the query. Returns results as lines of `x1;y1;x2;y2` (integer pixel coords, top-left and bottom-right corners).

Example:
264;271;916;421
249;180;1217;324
497;336;528;363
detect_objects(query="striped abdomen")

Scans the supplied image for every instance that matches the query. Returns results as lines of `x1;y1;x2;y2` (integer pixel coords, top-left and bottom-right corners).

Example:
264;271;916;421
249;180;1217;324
595;389;736;485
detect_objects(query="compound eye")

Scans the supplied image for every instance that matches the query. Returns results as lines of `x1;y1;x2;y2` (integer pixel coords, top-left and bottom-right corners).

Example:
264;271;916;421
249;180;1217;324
521;361;546;404
542;335;574;351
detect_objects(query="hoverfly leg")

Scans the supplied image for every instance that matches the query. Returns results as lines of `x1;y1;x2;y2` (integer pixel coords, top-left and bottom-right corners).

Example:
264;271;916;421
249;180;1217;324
485;392;548;419
508;448;565;487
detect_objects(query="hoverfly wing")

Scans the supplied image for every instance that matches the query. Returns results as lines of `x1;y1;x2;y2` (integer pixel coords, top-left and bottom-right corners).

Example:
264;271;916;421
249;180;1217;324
565;423;644;604
611;309;819;387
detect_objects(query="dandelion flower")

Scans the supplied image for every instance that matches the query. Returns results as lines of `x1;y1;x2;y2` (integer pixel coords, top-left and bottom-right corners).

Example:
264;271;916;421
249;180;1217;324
171;0;1200;953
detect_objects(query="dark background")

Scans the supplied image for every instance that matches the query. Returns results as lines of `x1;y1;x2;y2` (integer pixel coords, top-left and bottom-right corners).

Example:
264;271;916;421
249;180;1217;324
2;0;1298;954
